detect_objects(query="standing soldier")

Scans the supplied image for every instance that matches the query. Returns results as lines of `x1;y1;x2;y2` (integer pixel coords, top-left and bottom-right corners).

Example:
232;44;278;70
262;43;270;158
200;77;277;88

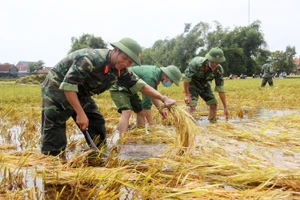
261;57;274;87
110;65;182;134
41;37;176;156
183;48;228;122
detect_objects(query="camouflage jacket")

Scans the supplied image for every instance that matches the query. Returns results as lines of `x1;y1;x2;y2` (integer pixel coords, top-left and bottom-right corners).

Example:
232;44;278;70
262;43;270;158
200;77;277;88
261;63;274;78
182;56;225;92
42;48;145;101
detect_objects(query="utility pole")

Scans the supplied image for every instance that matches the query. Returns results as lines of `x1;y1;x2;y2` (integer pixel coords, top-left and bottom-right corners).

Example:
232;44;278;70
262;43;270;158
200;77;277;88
248;0;250;25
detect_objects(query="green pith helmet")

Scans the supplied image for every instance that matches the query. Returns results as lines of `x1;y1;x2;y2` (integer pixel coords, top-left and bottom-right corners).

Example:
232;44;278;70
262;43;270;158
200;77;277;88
110;38;142;65
266;57;273;62
205;48;226;63
161;65;182;86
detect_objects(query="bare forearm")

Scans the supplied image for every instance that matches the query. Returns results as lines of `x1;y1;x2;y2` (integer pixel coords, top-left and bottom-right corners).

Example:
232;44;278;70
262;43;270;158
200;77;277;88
152;98;161;109
64;91;85;115
218;92;227;109
184;82;190;96
64;90;89;130
140;84;176;108
140;85;166;102
184;82;192;104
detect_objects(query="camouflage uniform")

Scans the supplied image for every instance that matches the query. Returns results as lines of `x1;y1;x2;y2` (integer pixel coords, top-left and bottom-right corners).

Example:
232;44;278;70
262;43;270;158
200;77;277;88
182;56;225;107
110;65;163;113
261;63;274;87
41;48;146;155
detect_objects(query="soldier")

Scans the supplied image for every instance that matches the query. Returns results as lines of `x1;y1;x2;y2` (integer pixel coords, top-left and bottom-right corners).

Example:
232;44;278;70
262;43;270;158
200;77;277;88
110;65;182;134
41;37;176;156
183;48;228;122
261;57;274;87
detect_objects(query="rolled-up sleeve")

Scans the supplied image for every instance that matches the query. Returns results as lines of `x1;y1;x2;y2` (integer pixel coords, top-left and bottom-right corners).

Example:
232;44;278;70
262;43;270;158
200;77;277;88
129;79;146;94
182;76;192;82
59;82;78;92
215;85;225;92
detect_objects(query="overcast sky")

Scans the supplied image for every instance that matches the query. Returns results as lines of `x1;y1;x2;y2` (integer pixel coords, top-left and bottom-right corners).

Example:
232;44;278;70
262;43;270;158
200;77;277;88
1;0;299;67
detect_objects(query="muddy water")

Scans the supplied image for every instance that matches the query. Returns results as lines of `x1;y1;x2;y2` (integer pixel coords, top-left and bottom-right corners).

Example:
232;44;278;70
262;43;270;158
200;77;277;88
1;108;299;162
106;131;169;160
196;108;300;169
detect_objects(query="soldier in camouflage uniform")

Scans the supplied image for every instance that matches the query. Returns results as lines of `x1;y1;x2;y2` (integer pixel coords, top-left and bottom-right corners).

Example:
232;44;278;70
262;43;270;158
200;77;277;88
261;57;274;87
183;48;228;122
41;37;176;156
110;65;182;134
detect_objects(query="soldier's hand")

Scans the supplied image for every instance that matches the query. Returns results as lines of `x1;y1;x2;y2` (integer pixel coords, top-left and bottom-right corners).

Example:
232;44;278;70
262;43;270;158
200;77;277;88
184;95;192;104
162;97;176;108
76;113;89;131
159;109;168;119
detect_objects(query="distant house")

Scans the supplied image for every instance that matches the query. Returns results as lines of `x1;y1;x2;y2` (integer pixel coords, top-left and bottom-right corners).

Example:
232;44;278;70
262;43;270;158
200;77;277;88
16;61;37;76
0;64;19;78
16;61;34;72
15;61;52;75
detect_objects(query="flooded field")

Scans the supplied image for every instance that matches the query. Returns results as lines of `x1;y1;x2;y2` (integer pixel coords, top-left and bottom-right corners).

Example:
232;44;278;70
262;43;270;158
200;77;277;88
0;78;300;199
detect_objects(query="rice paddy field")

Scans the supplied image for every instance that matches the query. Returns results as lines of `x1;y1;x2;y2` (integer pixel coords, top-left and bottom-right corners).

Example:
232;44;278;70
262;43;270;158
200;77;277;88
0;77;300;199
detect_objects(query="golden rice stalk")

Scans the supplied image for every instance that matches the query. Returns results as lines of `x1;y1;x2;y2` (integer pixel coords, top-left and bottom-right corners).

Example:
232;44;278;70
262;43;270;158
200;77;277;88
118;126;175;145
162;105;200;156
0;144;17;150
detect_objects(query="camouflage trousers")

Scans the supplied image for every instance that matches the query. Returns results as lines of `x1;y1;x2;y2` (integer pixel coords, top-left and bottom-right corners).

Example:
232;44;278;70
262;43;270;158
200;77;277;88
261;77;273;87
41;91;106;156
188;84;218;107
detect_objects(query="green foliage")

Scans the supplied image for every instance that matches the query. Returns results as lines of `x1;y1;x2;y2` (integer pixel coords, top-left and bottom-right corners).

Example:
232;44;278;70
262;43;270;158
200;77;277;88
215;20;267;75
69;33;107;54
272;46;296;74
71;25;296;77
285;46;297;73
28;60;45;74
141;22;208;72
206;21;228;49
141;21;269;75
222;48;246;76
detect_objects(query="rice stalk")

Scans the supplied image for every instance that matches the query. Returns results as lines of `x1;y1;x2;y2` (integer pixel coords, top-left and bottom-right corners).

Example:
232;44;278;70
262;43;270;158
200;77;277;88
164;105;199;156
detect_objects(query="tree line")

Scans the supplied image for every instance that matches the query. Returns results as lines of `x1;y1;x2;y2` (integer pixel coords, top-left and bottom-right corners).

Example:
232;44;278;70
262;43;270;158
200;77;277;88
139;20;296;76
39;20;296;76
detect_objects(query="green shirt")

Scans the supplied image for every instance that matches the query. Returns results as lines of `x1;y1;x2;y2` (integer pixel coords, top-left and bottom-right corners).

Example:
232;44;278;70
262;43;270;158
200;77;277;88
111;65;162;109
131;65;162;109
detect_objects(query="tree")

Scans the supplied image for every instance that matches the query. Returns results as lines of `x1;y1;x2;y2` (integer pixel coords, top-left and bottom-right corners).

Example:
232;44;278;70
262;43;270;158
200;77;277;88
28;60;44;74
172;22;207;71
141;22;208;72
222;48;246;76
206;20;267;76
285;45;296;73
272;46;297;74
68;33;107;54
141;20;294;77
